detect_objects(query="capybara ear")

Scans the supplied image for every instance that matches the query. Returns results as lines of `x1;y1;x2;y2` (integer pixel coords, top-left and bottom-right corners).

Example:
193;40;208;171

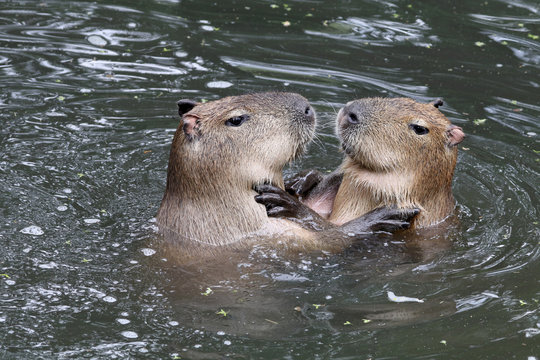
431;99;444;108
177;99;198;117
182;114;201;139
447;124;465;146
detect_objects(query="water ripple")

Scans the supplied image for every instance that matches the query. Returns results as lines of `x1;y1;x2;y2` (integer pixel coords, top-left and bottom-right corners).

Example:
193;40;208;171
222;57;428;97
78;58;187;75
306;18;434;47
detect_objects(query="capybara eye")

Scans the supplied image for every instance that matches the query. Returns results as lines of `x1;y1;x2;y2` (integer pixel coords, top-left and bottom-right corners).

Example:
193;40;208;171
409;124;429;135
225;114;249;127
305;106;312;115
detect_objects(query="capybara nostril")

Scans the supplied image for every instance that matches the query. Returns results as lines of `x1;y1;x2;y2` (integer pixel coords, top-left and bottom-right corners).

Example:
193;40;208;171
347;112;359;124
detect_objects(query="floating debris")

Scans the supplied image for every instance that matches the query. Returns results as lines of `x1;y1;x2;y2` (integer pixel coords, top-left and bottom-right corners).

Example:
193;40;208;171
84;218;100;224
216;309;228;317
87;35;107;47
120;331;138;339
140;248;156;256
20;226;44;236
473;118;487;125
207;81;233;88
201;287;213;296
103;296;117;303
387;291;424;303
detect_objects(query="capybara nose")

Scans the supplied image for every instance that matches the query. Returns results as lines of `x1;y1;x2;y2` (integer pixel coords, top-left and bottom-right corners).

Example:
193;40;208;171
295;97;315;123
346;111;360;125
303;104;315;123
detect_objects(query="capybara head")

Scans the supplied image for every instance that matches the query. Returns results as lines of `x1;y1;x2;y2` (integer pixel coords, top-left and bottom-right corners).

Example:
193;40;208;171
337;97;464;176
334;97;465;227
169;92;316;191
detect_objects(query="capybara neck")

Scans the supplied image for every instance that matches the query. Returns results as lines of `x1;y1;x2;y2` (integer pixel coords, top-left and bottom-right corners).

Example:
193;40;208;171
330;157;456;228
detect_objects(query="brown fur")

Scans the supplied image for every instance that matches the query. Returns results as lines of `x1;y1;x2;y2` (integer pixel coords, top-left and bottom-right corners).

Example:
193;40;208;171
157;92;316;248
157;92;413;265
329;97;463;228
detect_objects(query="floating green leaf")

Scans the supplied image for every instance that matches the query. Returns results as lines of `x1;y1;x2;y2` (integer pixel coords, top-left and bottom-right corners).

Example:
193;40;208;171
312;304;323;309
0;274;10;279
270;4;279;9
362;319;371;323
528;34;539;40
440;340;447;345
58;96;65;101
216;309;228;317
475;41;485;47
473;118;487;125
282;21;291;27
201;287;213;296
343;321;352;325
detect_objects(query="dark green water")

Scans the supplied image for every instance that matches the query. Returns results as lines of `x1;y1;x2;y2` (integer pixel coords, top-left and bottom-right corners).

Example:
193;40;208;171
1;0;539;358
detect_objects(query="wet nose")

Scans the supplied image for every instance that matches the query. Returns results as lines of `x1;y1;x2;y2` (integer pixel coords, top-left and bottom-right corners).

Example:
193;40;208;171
303;104;315;123
339;104;361;127
345;110;360;124
295;97;315;123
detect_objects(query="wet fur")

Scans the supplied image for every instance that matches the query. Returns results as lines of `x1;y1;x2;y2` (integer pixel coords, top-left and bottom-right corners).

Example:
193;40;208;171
330;97;461;228
157;93;316;248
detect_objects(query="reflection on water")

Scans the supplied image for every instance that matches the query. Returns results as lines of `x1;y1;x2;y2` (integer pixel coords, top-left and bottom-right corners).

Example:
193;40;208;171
0;0;539;358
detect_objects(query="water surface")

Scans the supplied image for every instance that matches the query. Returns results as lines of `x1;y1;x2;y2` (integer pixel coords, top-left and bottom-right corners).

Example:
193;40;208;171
1;0;539;358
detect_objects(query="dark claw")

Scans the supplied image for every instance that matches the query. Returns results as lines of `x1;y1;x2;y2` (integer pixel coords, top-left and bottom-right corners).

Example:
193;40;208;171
254;184;283;195
254;184;317;223
370;220;411;232
341;207;420;235
267;206;290;217
255;192;293;208
284;170;323;197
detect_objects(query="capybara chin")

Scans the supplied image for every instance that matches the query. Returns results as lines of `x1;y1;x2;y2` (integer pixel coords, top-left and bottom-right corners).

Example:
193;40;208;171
329;97;465;228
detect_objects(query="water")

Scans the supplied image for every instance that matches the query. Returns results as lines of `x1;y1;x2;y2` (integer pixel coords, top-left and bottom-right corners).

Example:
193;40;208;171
0;0;538;358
